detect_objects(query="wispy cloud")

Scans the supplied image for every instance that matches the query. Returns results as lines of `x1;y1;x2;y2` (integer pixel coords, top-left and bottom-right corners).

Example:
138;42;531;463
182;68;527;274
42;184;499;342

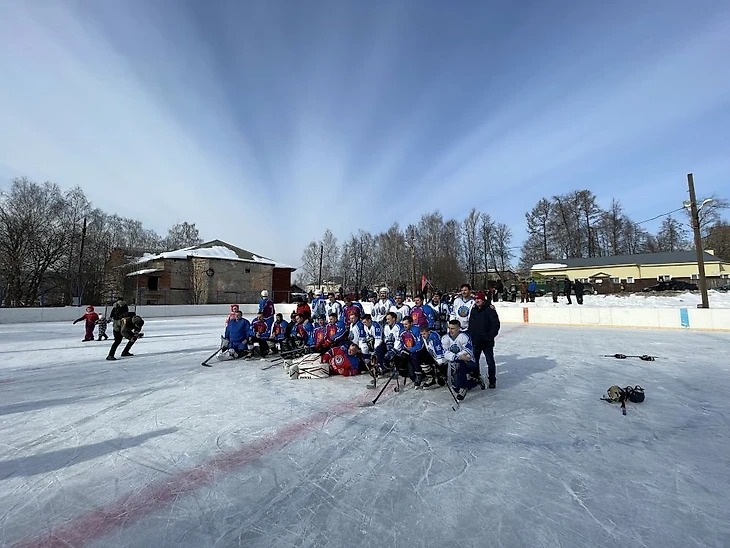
1;1;728;265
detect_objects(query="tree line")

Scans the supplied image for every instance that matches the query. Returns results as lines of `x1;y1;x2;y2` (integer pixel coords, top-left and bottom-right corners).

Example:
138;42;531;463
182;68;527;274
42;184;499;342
0;177;203;307
298;189;729;295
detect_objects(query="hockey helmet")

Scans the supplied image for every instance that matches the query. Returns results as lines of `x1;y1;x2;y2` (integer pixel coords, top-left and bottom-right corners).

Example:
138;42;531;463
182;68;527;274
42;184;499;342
261;290;269;297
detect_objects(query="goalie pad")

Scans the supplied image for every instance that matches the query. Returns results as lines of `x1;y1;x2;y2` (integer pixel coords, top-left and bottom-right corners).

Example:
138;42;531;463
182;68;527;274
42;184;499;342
216;349;239;361
288;353;330;380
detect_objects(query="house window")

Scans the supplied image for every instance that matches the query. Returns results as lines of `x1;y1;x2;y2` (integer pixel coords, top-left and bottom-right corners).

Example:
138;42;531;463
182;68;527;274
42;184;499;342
658;275;672;282
610;277;620;284
691;274;699;280
148;277;159;291
626;277;635;284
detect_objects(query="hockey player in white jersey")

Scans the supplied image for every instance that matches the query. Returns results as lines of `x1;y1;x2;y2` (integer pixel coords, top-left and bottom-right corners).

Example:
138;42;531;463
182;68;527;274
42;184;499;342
325;292;343;322
382;311;404;375
442;320;485;400
389;293;411;322
429;291;451;336
371;287;393;327
450;283;476;332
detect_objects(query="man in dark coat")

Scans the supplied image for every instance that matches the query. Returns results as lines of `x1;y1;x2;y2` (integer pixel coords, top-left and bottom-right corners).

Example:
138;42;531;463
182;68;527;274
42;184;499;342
550;278;559;303
467;291;501;389
563;277;573;305
573;279;585;305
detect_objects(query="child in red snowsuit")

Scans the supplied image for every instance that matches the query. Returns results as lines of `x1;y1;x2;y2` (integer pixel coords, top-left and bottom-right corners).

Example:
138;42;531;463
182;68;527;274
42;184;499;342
73;306;99;342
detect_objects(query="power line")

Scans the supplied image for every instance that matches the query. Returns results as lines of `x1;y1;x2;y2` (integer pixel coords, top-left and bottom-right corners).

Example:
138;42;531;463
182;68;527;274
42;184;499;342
636;207;685;225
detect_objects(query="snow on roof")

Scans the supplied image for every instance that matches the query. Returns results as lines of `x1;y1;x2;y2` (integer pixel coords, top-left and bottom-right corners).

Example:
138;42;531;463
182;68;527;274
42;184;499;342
531;263;568;270
135;245;275;265
126;268;164;277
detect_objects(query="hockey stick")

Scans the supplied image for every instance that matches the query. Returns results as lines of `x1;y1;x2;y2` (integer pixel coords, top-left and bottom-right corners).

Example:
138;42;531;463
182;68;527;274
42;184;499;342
358;368;399;407
201;348;223;367
444;381;460;411
602;354;657;361
202;336;228;367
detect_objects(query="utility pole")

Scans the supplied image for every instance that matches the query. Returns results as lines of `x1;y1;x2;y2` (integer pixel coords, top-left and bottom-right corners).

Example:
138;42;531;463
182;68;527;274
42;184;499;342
77;217;87;305
410;230;417;297
687;173;709;308
317;244;323;293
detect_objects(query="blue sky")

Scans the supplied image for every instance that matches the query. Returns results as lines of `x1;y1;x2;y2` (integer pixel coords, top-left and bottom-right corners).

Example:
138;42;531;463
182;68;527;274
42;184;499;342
1;0;729;266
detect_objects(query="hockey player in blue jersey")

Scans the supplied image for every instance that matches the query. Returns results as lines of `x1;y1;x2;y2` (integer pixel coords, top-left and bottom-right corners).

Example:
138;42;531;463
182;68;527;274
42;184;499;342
410;295;435;329
249;312;272;357
442;320;485;400
419;323;447;386
398;315;429;387
258;290;275;329
219;310;251;360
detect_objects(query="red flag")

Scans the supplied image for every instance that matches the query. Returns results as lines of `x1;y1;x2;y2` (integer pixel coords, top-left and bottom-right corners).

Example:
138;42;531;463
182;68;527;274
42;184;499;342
421;275;428;291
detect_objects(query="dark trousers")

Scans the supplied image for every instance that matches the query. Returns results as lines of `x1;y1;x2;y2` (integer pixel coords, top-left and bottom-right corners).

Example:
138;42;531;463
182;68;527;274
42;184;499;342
109;331;135;357
575;292;584;305
84;322;95;340
473;343;497;384
565;291;572;304
250;338;270;357
452;360;479;390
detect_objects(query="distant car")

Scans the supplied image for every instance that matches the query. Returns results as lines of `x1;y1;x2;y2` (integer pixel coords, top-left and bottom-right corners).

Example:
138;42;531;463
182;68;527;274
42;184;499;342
714;284;730;292
642;280;699;292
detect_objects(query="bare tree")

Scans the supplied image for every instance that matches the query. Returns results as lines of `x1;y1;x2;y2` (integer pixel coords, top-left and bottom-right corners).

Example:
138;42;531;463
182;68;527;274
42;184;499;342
297;241;320;287
656;215;690;252
164;222;203;250
705;221;730;261
525;198;552;260
461;208;480;287
0;178;70;306
491;223;514;278
186;257;209;304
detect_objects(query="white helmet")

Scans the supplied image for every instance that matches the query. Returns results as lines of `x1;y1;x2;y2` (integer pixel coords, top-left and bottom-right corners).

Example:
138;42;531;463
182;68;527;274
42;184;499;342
379;287;389;294
261;290;268;297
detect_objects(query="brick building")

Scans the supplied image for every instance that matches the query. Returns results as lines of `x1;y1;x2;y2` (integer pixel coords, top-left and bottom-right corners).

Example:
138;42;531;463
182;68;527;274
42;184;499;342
120;240;296;305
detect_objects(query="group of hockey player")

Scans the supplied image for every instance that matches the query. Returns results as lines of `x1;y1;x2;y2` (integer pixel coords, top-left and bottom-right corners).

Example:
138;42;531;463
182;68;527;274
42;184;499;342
214;284;501;402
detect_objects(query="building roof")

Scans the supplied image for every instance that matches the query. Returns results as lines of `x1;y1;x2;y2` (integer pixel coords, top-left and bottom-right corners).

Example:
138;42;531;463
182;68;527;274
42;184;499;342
533;251;720;270
134;240;296;270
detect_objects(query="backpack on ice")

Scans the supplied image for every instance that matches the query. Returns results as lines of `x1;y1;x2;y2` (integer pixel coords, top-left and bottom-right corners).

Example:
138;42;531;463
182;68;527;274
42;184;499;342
601;385;645;414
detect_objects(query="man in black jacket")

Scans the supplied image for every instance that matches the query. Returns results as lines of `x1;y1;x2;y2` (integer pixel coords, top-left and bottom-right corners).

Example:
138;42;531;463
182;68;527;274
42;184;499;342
467;291;501;389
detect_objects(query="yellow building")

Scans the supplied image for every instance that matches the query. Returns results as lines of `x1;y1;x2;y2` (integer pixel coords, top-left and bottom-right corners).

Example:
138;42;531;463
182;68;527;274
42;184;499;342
531;250;729;293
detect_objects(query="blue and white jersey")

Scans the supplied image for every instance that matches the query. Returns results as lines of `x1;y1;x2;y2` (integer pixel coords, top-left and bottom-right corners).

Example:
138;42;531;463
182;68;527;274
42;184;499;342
364;321;383;347
371;298;391;323
389;303;411;323
383;322;404;352
441;332;475;363
424;331;446;364
325;300;343;322
430;300;451;332
311;297;327;319
348;320;370;355
449;296;475;331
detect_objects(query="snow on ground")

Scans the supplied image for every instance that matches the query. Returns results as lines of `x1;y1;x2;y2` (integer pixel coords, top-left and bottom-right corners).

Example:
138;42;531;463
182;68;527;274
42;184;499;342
496;289;730;308
1;317;730;547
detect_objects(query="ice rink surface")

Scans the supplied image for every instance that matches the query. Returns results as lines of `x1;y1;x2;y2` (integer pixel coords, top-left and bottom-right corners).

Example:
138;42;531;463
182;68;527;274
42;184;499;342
1;316;729;548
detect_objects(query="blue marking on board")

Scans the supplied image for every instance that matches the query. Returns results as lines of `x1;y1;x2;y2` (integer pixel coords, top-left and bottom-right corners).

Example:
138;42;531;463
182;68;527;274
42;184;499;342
680;308;690;328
